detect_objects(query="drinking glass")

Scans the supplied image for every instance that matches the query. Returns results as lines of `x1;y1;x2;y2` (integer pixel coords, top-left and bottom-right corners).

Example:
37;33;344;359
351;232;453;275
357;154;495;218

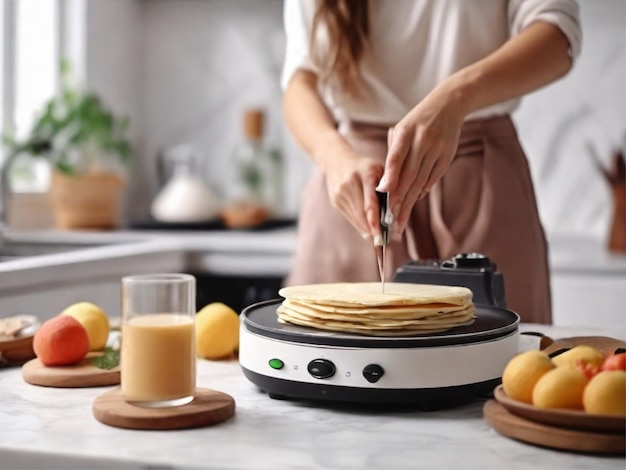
121;273;196;408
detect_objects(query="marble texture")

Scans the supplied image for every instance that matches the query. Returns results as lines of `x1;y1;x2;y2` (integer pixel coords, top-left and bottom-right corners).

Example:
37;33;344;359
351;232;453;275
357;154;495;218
0;323;624;469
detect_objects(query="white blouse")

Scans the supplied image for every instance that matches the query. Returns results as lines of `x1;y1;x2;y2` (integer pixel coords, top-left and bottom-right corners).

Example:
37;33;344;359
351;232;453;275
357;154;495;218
281;0;582;124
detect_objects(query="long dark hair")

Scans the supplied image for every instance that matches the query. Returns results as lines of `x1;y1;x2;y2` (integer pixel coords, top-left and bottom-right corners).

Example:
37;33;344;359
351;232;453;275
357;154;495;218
310;0;369;96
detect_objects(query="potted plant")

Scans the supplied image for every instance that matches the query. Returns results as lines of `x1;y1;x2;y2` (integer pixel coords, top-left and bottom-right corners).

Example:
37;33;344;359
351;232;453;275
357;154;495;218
4;59;132;229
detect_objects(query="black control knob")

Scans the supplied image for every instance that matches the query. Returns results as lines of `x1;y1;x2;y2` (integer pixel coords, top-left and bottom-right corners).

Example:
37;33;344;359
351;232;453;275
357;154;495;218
307;359;336;379
362;364;384;383
449;253;492;270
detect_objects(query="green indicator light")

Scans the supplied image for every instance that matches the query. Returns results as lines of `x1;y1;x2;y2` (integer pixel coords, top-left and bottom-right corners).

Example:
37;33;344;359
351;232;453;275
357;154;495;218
269;358;284;370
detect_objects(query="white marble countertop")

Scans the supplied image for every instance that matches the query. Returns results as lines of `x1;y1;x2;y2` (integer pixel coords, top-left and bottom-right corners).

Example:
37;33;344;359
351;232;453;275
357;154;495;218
1;323;625;470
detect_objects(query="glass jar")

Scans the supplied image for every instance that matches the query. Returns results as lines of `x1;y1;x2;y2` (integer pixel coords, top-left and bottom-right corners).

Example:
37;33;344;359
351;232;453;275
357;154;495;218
229;109;283;215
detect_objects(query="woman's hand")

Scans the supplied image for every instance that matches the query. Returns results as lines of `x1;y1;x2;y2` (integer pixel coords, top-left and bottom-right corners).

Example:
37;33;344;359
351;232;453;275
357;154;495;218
377;20;575;236
316;135;385;243
377;85;467;235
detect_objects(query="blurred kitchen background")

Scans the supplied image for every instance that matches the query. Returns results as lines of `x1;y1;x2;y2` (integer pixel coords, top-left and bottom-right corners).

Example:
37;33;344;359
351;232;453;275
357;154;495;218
0;0;624;325
1;0;624;232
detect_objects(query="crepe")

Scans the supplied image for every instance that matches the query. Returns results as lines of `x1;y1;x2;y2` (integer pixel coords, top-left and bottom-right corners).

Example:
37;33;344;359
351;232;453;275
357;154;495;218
278;282;472;307
282;299;469;319
277;282;476;336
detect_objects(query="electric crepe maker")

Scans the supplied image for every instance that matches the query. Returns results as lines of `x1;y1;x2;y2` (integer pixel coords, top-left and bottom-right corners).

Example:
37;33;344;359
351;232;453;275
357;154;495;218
239;253;520;409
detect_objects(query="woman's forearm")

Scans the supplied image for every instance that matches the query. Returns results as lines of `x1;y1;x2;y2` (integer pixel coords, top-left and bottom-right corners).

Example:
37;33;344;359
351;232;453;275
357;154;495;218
282;70;353;174
439;21;574;118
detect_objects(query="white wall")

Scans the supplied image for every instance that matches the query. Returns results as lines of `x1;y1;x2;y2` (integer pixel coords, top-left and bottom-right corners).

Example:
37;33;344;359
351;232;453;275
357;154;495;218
513;0;626;242
84;0;311;221
84;0;145;223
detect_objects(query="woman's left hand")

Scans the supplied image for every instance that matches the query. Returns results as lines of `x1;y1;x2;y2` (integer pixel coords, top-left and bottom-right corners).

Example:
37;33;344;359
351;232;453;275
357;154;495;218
377;86;467;235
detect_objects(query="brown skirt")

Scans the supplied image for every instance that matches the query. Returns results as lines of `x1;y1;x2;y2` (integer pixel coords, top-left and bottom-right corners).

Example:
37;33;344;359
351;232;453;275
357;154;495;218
285;115;552;324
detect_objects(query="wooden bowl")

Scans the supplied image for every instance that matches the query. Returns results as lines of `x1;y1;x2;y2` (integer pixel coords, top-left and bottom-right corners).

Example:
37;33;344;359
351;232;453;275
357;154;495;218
494;385;625;434
219;202;270;229
0;315;39;365
0;334;36;364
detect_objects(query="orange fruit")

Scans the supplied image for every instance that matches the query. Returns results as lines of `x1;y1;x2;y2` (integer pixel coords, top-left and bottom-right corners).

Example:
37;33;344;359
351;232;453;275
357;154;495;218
502;350;555;404
532;366;589;410
33;315;89;366
552;345;605;369
583;370;626;416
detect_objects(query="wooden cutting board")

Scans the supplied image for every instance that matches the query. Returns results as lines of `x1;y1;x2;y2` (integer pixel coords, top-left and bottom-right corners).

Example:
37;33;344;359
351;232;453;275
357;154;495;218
22;356;120;388
483;400;625;455
92;387;236;430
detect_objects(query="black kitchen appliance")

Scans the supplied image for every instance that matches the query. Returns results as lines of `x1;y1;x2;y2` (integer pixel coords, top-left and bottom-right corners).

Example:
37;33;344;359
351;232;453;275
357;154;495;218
394;252;506;308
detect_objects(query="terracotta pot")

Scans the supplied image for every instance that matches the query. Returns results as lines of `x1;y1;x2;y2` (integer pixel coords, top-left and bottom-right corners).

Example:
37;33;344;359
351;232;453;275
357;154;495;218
49;171;125;230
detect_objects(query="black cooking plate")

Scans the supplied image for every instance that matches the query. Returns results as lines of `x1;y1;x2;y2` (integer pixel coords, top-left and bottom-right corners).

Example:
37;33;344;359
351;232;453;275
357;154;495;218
241;299;519;349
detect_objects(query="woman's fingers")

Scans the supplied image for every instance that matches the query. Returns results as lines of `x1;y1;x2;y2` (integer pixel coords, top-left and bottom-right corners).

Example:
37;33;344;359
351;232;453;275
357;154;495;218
363;185;382;243
328;157;384;241
379;124;420;230
388;126;435;232
377;124;413;193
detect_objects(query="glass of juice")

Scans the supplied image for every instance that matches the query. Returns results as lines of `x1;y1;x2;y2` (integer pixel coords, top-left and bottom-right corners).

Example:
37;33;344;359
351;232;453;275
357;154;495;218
121;273;196;408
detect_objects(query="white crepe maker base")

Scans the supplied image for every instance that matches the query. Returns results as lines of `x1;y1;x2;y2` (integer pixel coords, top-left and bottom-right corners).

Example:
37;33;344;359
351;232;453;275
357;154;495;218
239;300;520;408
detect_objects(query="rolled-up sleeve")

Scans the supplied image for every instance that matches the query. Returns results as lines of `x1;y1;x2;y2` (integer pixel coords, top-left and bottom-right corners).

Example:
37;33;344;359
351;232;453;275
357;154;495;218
281;0;317;90
508;0;582;60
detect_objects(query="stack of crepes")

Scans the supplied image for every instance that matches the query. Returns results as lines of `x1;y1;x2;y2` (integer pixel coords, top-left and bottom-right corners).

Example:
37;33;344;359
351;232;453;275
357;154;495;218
277;282;476;336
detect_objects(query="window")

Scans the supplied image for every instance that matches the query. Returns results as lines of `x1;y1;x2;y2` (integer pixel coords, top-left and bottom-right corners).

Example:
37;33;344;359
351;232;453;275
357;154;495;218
1;0;85;192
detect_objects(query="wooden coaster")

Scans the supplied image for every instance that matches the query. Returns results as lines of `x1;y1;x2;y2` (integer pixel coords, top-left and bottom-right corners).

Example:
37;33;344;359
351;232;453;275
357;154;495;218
92;387;236;430
483;400;625;455
22;356;120;388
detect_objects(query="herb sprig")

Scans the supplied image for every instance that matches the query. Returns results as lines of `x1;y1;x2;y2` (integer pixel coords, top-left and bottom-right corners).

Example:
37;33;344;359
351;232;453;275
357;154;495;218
90;347;120;370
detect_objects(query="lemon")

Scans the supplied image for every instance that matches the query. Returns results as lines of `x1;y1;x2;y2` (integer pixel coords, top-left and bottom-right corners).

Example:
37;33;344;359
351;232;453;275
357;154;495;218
195;302;240;360
61;302;110;351
532;366;588;410
502;350;555;404
552;345;605;369
583;370;626;416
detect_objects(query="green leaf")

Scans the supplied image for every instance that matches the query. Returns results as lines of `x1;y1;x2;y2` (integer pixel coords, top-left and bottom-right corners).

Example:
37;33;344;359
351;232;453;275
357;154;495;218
90;347;120;370
55;161;76;175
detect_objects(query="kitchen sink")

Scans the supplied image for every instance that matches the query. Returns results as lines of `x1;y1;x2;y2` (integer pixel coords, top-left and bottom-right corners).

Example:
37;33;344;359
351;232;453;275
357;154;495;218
0;240;113;261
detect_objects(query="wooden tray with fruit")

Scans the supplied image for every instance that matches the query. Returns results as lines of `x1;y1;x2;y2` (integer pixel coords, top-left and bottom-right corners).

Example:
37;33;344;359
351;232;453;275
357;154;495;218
483;336;626;455
21;303;120;388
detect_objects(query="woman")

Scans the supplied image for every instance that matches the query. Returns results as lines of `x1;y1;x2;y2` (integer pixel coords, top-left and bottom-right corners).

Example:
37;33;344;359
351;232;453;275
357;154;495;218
281;0;582;324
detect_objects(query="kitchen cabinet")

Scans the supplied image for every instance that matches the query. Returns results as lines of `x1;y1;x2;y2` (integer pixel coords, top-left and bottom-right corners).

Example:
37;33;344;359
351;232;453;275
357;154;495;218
0;236;185;320
0;228;294;319
548;235;626;326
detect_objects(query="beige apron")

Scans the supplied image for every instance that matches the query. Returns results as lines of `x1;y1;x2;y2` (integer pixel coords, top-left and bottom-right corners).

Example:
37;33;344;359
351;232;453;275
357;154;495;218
286;115;552;324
